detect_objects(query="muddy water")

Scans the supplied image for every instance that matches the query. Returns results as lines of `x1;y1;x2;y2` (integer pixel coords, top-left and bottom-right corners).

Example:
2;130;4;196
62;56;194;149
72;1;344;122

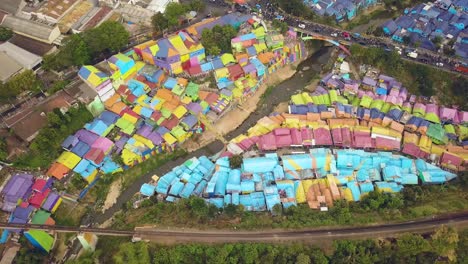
89;45;334;225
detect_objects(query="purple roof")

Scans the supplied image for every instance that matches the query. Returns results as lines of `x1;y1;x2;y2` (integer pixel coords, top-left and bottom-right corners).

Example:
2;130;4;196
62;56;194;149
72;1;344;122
2;174;34;205
75;129;99;146
425;104;439;114
378;74;394;83
13;205;34;220
41;192;60;211
136;124;153;138
114;136;129;150
181;115;198;129
242;63;256;73
147;132;163;145
362;76;377;87
61;135;79;150
187;102;202;115
98;111;120;126
156;126;170;135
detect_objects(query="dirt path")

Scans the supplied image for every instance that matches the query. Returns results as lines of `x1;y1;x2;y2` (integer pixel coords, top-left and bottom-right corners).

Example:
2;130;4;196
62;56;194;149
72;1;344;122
101;179;122;213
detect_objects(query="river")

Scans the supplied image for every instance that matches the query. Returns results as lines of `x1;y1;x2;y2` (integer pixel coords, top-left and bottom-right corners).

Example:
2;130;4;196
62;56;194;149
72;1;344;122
87;44;334;226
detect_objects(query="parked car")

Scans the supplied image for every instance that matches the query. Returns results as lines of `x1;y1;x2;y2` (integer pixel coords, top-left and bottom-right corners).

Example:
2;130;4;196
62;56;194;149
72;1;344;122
331;32;338;37
435;62;444;67
298;23;306;29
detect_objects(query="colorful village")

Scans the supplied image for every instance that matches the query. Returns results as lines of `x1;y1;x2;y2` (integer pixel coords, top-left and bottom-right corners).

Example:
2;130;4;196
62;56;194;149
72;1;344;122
0;13;307;251
0;11;467;254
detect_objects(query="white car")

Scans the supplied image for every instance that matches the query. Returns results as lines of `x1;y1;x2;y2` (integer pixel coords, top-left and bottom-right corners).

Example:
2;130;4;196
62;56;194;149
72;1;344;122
331;32;338;37
435;62;444;67
298;23;306;29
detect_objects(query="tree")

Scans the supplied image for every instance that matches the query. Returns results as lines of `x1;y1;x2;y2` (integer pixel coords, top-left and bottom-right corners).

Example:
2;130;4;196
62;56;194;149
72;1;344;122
0;137;7;161
189;0;205;12
431;225;459;261
152;12;169;33
396;233;431;257
201;25;238;56
188;196;209;219
296;253;311;264
85;21;129;54
0;26;13;41
229;155;243;168
164;2;188;27
432;36;443;47
113;242;150;264
373;27;385;37
272;20;289;34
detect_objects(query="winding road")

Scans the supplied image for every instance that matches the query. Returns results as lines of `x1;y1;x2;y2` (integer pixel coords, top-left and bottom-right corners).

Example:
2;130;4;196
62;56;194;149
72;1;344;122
4;212;468;244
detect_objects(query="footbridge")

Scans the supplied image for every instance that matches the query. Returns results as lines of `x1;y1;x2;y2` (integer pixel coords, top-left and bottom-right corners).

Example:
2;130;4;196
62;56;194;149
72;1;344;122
293;28;352;56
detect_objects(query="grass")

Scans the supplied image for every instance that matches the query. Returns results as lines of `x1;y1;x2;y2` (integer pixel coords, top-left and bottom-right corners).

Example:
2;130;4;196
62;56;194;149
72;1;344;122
345;8;390;30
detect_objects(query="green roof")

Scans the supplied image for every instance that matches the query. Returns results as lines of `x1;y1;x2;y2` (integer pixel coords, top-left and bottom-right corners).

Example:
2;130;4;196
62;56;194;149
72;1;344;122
31;210;51;225
426;123;448;145
185;82;199;100
25;230;54;252
172;84;185;96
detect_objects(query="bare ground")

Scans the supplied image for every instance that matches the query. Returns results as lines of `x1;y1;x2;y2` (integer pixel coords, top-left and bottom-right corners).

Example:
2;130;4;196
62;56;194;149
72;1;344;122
101;179;122;213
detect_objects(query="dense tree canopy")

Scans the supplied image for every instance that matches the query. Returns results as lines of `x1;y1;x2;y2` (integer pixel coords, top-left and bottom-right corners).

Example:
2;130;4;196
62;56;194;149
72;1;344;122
201;25;238;56
43;21;129;71
0;70;42;102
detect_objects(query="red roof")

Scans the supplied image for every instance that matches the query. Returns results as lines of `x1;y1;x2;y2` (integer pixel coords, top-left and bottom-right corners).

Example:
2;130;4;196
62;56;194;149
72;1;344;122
160;116;179;130
374;137;400;151
29;189;50;208
402;143;421;158
188;65;202;76
227;64;244;81
352;134;372;148
151;111;162;122
341;127;352;147
120;108;140;119
205;93;219;105
331;128;343;146
84;148;105;165
440;152;463;170
126;94;137;103
32;179;47;193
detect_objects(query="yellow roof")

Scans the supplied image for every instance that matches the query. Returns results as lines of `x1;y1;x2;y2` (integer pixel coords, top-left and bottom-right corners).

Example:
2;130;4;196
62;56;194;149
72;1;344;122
215;68;229;79
163;133;177;145
133;134;155;149
122;113;139;124
173;105;187;119
57;151;81;170
220;53;236;65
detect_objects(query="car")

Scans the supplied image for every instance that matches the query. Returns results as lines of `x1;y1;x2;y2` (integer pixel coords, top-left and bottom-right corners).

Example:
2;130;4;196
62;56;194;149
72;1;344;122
298;23;306;29
435;62;444;67
331;32;338;37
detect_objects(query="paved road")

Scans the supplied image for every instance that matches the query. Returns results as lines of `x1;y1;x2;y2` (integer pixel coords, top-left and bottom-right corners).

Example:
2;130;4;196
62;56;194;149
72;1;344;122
230;0;467;74
4;212;468;243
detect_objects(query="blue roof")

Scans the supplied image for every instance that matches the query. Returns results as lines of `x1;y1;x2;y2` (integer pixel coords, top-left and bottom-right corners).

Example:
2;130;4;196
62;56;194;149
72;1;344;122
84;119;108;136
71;141;90;158
242;157;278;173
98;111;120;126
140;183;156;196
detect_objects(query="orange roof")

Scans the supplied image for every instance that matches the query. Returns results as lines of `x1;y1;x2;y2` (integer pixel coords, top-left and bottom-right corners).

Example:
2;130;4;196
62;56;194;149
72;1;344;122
306;113;320;122
46;162;70;179
258;52;274;64
156;89;174;101
162;101;179;111
177;78;188;87
45;217;56;225
390;121;404;133
235;53;249;62
327;118;358;127
198;91;210;100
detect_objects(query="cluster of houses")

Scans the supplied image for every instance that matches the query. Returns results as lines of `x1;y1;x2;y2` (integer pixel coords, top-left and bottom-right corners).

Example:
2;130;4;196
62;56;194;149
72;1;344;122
381;0;468;58
45;14;306;188
139;56;466;212
141;148;455;211
0;174;63;252
303;0;379;22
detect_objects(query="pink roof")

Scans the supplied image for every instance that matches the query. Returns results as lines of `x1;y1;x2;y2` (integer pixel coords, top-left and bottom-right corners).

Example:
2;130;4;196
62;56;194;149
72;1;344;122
440;152;463;169
409;95;416;103
258;133;277;150
374;137;401;150
353;134;372;148
276;135;293;148
300;128;314;146
459;111;468;123
91;137;114;153
314;128;332;145
439;107;457;121
239;138;255;150
425;104;438;114
402;143;421;157
29;189;50;208
385;95;398;104
273;128;290;136
341;127;352;147
414;103;426;111
389;89;399;96
290;129;302;145
331;128;343;146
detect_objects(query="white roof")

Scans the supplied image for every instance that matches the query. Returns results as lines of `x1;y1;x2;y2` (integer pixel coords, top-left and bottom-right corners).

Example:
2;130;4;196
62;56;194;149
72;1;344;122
0;52;23;82
147;0;178;13
340;61;350;74
0;42;42;69
1;15;56;42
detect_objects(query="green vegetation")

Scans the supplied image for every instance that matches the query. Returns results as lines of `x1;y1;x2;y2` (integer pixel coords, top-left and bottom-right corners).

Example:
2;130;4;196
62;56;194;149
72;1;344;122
70;227;468;264
113;182;468;230
201;25;238;56
13;104;93;169
43;21;129;71
229;155;243;169
350;44;468;109
0;137;8;161
0;26;13;41
271;20;289;34
151;0;205;32
271;0;315;19
345;9;389;30
0;70;43;102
